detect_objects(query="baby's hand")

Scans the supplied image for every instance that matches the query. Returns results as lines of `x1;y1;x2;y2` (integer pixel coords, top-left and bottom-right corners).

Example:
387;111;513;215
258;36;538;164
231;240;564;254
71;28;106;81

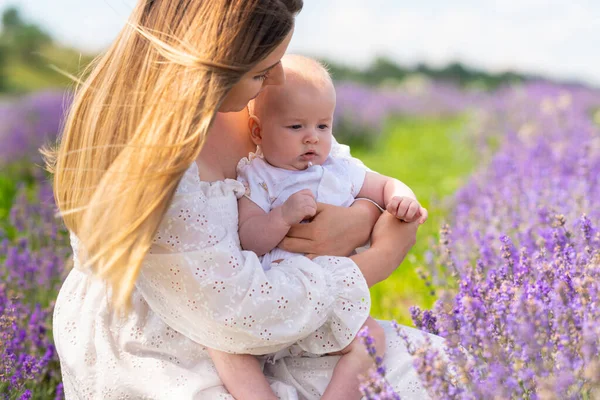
387;196;428;224
281;189;317;225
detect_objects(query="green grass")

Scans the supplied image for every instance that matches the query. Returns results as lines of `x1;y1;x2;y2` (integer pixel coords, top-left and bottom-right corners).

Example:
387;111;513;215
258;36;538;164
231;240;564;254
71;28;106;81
352;114;479;325
2;44;94;93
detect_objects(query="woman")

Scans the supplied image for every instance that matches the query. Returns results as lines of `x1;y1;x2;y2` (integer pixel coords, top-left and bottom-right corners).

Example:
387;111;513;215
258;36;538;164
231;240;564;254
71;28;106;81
48;0;443;398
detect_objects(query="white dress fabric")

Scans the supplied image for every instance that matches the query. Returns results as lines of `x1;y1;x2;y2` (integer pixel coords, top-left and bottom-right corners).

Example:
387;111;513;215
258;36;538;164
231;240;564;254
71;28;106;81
53;147;446;400
236;148;367;267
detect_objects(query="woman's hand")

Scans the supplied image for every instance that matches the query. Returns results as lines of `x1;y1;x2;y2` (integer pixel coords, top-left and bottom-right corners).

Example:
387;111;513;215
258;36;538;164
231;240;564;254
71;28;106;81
350;213;419;287
370;211;418;264
278;200;381;257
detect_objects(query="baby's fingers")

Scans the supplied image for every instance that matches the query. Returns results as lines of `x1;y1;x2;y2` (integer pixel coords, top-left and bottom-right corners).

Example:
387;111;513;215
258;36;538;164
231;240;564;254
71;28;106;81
395;197;412;220
299;189;315;199
386;197;401;216
404;201;420;221
418;207;429;224
303;203;318;219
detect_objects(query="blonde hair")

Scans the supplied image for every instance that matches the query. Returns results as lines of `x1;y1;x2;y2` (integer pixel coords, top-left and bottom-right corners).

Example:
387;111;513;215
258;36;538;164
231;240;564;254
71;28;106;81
42;0;302;310
251;54;333;119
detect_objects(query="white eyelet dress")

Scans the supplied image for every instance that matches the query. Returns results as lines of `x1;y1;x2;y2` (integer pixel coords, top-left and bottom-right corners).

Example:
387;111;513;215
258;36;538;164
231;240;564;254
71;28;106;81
52;160;444;399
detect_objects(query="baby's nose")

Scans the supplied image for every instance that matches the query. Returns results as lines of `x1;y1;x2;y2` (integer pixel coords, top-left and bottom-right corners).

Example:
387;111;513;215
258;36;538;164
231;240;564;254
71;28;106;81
304;132;319;143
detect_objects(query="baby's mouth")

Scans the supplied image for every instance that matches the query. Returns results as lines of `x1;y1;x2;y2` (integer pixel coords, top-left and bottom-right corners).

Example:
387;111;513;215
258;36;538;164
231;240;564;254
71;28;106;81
300;150;317;160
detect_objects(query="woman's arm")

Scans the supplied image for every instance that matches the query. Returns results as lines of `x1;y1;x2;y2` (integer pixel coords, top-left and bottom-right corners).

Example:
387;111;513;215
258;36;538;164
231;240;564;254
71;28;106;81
280;203;419;288
351;213;418;287
279;200;381;257
278;199;419;287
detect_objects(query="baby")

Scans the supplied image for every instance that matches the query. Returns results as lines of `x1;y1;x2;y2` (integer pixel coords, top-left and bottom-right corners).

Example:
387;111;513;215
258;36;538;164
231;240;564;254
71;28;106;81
208;55;428;400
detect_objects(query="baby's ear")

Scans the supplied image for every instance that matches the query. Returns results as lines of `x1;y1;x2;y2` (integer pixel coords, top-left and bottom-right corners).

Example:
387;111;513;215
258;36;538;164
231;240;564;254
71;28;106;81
248;115;262;145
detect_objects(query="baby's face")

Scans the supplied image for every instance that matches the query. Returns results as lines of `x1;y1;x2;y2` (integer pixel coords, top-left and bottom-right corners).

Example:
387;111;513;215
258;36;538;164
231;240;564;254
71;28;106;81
258;79;335;171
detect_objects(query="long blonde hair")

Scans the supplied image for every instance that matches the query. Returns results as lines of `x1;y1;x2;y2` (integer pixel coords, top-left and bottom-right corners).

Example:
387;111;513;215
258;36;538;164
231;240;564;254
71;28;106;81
43;0;302;309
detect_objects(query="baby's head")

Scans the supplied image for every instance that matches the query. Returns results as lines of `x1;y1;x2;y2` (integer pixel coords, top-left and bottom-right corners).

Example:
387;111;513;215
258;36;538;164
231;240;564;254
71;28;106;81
248;54;335;171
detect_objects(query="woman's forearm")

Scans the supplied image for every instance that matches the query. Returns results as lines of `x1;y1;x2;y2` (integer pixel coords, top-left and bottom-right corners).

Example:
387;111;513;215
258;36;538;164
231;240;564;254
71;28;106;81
279;201;381;256
350;248;389;287
351;198;382;227
352;213;418;287
351;245;409;287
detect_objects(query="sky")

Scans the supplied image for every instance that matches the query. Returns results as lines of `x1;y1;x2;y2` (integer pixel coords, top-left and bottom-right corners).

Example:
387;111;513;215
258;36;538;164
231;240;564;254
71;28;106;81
1;0;599;86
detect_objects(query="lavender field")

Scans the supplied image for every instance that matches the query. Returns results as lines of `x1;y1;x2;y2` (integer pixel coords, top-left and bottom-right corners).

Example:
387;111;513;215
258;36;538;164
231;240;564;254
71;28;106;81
1;80;600;399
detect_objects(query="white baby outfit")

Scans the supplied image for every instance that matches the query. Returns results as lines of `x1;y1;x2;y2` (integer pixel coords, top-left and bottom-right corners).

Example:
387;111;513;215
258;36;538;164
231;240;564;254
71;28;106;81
236;148;367;268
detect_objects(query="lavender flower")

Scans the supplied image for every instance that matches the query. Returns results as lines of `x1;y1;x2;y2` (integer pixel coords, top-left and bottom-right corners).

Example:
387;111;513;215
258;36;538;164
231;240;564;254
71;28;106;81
393;83;600;399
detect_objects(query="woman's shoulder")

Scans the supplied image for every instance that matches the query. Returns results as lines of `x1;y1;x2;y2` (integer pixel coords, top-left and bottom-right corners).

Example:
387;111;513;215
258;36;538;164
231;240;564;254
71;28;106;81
175;161;245;199
175;162;203;195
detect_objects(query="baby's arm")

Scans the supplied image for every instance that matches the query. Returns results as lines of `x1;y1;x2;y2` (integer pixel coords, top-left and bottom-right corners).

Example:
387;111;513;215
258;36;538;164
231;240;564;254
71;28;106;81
207;348;277;400
358;172;428;224
239;189;317;255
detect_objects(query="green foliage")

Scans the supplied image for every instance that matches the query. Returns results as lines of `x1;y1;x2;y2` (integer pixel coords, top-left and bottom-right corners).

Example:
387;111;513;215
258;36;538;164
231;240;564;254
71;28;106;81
0;163;39;230
0;172;17;222
1;7;52;64
350;115;478;325
0;6;93;94
0;40;6;91
1;6;22;31
323;56;556;90
2;44;93;93
363;57;409;85
12;24;52;63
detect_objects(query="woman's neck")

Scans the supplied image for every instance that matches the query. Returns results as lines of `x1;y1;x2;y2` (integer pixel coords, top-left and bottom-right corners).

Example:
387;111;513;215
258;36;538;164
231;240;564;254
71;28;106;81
196;109;255;182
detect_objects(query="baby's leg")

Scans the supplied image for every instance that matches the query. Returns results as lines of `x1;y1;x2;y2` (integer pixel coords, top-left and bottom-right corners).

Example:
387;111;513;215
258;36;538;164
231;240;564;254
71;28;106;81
207;348;277;400
321;316;387;400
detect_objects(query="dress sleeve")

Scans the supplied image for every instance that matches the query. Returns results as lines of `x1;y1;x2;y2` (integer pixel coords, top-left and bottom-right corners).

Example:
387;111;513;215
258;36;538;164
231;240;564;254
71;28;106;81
136;183;370;356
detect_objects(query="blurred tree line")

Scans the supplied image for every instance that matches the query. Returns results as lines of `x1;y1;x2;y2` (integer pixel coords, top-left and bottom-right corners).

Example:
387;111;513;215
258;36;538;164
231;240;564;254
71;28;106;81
0;6;94;94
0;5;581;94
322;57;536;90
1;7;52;62
0;6;52;91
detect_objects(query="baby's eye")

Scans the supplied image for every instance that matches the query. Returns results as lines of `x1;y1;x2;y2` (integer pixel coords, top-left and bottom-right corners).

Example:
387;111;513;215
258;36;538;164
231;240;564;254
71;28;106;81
318;124;329;130
287;125;302;130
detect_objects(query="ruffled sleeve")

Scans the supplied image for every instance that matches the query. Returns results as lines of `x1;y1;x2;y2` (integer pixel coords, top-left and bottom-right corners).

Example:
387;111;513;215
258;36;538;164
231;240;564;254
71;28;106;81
135;164;370;355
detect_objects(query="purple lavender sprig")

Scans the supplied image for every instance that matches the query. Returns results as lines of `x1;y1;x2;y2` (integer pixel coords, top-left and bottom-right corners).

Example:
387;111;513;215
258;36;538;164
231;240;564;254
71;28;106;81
1;180;70;399
358;326;400;400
